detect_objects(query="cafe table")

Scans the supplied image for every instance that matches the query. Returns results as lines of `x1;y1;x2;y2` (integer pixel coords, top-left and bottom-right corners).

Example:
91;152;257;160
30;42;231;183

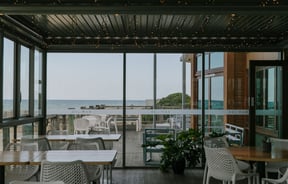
229;146;288;179
30;150;117;184
0;150;117;184
18;134;121;142
0;151;43;184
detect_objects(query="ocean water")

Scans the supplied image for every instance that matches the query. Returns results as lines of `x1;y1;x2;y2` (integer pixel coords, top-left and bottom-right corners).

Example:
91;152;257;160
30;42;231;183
3;99;146;112
47;99;146;111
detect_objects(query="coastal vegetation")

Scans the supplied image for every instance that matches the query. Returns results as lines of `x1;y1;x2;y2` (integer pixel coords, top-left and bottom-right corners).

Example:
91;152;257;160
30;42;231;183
142;92;191;123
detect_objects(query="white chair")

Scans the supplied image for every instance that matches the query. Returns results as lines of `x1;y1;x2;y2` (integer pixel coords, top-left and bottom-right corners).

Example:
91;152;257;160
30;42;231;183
47;130;69;150
87;115;110;134
203;136;251;184
5;143;40;184
73;118;90;134
88;129;113;150
265;138;288;178
68;139;104;184
82;115;102;128
262;166;288;184
106;115;118;134
204;145;259;184
10;181;64;184
75;137;106;150
21;137;51;151
40;160;90;184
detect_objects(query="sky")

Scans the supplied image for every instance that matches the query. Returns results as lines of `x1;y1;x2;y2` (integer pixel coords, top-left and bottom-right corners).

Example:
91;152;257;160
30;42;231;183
47;53;190;100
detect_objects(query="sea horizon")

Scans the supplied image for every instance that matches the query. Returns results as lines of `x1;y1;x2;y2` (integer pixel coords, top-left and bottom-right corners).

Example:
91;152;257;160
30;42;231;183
4;99;147;112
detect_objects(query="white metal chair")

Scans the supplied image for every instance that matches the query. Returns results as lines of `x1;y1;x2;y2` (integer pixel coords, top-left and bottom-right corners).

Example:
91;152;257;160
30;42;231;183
75;137;106;150
73;118;90;134
47;129;69;150
262;166;288;184
21;137;51;151
203;136;251;184
204;145;259;184
5;143;40;184
88;126;117;150
68;139;104;184
10;181;64;184
87;115;110;134
265;138;288;178
40;160;90;184
106;115;118;134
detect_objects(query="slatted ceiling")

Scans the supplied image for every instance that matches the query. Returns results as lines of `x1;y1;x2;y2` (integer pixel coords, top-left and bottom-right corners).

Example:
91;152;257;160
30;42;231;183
2;2;288;51
270;16;288;34
110;14;122;36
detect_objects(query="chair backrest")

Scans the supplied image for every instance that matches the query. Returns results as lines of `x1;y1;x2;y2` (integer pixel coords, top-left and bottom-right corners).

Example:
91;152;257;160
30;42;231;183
21;137;51;151
73;118;90;134
66;142;99;150
40;160;90;184
75;137;105;150
5;142;38;151
105;116;119;134
204;145;240;181
269;138;288;151
204;136;229;148
47;129;68;135
5;142;40;183
10;181;64;184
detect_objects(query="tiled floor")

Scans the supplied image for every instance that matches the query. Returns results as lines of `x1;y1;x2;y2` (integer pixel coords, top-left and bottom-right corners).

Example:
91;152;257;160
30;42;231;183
112;168;205;184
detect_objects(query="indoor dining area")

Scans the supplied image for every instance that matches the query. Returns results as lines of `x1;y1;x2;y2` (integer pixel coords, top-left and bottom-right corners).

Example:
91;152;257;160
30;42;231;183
1;0;288;184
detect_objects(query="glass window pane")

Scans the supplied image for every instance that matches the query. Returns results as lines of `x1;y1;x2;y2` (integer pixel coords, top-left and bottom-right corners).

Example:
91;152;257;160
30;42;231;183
211;76;224;109
196;54;202;71
3;38;14;119
126;53;153;167
20;45;30;116
210;52;224;69
211;76;224;129
157;54;183;102
34;49;43;116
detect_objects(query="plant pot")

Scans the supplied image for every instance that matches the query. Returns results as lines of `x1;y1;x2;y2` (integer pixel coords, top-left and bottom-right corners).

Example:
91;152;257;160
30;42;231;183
172;158;186;175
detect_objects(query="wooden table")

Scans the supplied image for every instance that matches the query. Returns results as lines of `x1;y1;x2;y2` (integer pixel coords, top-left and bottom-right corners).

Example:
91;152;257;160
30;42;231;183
0;151;43;183
19;134;121;142
229;146;288;178
31;150;117;184
0;150;117;184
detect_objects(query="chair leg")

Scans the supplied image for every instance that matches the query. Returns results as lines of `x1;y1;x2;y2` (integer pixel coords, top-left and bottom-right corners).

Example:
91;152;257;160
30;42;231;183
203;163;208;184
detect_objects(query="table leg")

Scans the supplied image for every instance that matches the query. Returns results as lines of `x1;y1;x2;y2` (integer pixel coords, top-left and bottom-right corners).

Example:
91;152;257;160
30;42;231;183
256;161;266;179
0;165;4;183
109;164;112;184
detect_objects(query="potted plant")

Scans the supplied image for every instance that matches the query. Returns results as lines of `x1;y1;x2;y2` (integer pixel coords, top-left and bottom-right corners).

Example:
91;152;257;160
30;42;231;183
157;128;202;174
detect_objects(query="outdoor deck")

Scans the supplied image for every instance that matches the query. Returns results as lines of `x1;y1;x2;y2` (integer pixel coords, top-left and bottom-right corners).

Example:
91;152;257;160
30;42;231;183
111;128;208;184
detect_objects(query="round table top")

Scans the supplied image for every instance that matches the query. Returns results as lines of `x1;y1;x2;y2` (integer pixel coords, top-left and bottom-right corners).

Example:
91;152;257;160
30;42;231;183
229;146;288;162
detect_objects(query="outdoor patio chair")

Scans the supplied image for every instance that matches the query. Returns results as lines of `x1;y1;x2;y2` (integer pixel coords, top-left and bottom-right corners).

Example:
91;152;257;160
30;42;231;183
75;137;106;150
204;145;259;184
265;138;288;178
262;166;288;184
40;160;90;184
21;137;51;151
5;142;40;184
86;115;110;134
203;136;251;184
106;115;118;134
10;181;64;184
67;140;103;184
73;118;90;134
47;129;69;150
88;128;113;150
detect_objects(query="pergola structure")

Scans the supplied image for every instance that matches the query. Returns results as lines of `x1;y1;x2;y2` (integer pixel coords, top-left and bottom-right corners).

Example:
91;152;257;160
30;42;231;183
1;0;288;52
1;1;288;168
